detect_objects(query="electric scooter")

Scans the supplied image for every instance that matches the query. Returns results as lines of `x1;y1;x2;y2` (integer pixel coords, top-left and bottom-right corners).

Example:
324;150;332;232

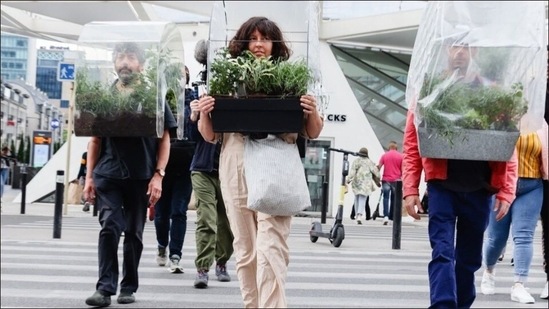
309;147;366;247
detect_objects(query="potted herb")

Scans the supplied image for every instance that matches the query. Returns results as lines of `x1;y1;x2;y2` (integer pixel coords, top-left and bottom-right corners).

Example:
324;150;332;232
74;49;183;137
416;74;528;161
74;21;186;138
208;48;313;133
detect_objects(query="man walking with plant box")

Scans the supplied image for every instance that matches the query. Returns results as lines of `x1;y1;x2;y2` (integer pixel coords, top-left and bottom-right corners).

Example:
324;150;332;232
83;42;177;307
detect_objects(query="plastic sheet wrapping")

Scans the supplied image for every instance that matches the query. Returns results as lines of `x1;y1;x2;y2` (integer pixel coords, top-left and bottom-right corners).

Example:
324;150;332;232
207;1;326;115
75;22;185;138
407;1;547;137
406;1;547;161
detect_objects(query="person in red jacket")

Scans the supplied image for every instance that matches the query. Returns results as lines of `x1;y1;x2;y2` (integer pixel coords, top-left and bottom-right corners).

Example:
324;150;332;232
402;106;518;308
402;41;519;309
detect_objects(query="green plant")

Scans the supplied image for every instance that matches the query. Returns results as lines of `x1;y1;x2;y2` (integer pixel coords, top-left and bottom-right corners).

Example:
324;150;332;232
209;48;312;97
10;140;15;157
53;141;62;154
75;48;182;117
419;73;528;144
24;136;30;164
16;135;24;162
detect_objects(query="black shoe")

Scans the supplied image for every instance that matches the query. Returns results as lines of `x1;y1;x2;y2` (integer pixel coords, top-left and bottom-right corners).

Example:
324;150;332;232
117;291;135;304
194;270;209;288
82;202;90;212
85;290;111;307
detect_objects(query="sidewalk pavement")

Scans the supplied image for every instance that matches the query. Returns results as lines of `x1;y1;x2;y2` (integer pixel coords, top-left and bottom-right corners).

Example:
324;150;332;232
1;184;99;219
1;183;431;253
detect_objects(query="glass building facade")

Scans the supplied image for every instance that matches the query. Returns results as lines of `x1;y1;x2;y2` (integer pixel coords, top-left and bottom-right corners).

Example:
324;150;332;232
0;34;28;81
35;49;64;99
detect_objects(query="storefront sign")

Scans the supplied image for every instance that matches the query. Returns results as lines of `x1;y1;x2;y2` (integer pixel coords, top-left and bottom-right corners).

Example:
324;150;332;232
326;114;347;122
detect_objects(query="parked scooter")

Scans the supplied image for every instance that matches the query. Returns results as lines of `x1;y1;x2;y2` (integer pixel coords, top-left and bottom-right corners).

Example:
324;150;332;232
309;147;367;247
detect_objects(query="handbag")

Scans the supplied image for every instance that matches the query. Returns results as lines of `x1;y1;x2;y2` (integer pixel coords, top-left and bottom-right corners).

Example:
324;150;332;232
372;171;381;188
67;179;84;204
243;135;311;216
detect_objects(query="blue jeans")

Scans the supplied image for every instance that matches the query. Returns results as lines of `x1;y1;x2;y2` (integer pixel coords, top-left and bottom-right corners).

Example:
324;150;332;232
0;168;8;198
381;181;395;219
427;182;492;309
483;178;543;283
154;173;192;259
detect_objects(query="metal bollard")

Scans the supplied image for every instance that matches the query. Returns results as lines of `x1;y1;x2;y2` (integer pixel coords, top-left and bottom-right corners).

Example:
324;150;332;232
20;164;28;214
392;181;402;250
53;170;64;239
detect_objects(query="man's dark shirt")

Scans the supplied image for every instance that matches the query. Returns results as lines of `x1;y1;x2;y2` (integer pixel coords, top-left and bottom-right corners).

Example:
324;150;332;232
431;159;494;193
94;104;177;180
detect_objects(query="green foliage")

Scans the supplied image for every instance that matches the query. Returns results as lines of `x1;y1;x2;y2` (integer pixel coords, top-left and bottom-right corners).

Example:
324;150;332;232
24;136;30;164
209;48;312;97
16;136;24;162
9;140;15;157
75;48;183;117
53;141;62;154
419;74;528;144
145;48;183;114
476;48;511;83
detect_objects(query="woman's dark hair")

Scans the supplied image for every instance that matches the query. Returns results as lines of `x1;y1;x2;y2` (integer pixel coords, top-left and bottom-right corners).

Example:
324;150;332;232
228;16;291;61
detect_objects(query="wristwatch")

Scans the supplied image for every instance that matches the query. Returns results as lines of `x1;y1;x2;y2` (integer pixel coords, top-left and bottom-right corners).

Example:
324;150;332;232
155;168;165;177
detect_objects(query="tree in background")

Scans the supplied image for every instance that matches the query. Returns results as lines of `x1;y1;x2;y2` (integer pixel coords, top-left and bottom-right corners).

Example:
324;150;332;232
53;141;61;154
16;135;25;162
9;139;16;157
24;136;30;164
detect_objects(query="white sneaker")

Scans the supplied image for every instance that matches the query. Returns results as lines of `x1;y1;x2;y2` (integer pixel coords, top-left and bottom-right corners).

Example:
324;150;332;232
480;270;496;295
169;254;184;274
156;247;167;266
356;214;362;225
383;216;389;225
540;281;548;299
511;282;535;304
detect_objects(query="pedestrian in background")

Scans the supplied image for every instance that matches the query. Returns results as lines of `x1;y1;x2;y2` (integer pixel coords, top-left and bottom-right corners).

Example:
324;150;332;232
1;146;16;204
377;141;403;225
480;119;548;304
83;42;177;307
153;66;196;274
346;147;380;224
537;59;549;300
196;16;324;308
188;97;234;289
78;150;91;212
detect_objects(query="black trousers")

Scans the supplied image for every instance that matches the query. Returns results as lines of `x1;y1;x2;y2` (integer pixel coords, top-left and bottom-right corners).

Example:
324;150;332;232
350;196;370;220
93;174;149;295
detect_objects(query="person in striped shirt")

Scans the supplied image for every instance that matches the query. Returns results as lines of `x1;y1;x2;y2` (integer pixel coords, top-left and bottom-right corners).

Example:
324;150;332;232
480;120;548;304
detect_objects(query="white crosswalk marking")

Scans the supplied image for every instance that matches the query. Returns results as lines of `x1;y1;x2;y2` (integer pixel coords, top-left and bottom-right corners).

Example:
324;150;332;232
1;216;546;308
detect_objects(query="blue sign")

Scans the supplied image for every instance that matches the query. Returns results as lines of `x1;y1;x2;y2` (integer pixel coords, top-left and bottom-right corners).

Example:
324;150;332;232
57;62;75;81
51;119;60;129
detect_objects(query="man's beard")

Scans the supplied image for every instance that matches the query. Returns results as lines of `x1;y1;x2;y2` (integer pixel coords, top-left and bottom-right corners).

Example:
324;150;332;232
119;70;139;86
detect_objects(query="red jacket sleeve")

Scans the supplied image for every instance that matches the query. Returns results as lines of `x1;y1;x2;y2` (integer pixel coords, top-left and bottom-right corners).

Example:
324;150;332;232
402;110;423;198
492;148;518;205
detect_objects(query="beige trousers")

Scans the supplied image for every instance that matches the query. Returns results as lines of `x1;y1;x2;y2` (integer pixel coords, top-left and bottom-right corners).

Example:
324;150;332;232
219;133;292;308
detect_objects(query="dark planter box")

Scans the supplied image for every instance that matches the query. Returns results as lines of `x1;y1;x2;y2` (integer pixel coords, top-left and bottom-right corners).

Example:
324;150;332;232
418;126;519;162
211;97;304;133
74;111;158;137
